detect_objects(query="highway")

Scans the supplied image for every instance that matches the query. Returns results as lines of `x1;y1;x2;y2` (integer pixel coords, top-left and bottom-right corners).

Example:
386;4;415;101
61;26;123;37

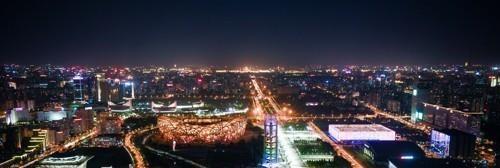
251;76;304;167
124;126;155;168
308;122;364;168
251;76;365;168
364;104;429;134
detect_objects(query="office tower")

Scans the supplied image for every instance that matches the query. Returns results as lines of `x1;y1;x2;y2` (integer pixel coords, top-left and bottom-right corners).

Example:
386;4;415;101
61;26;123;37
73;75;84;102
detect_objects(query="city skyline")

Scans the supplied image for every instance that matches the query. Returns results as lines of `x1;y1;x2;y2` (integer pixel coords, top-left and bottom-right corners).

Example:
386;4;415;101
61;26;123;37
1;1;499;168
0;63;498;168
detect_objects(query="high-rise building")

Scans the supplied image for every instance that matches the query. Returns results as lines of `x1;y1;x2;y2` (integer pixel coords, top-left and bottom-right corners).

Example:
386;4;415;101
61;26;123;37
410;84;430;123
0;126;22;151
85;75;97;103
72;109;94;134
47;129;66;145
490;75;499;87
95;73;104;102
73;75;84;102
15;100;35;111
29;129;49;151
121;81;135;100
386;99;401;114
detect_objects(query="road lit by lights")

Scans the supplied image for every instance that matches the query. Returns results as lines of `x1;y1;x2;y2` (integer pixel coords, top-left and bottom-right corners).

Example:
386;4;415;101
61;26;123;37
19;130;97;168
124;127;155;168
252;76;366;168
364;104;430;134
277;124;304;167
64;131;97;148
308;122;364;168
251;76;356;168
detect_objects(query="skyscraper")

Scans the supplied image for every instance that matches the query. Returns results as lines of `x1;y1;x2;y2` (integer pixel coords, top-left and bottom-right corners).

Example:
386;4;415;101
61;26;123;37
410;82;430;123
95;73;104;102
73;75;84;102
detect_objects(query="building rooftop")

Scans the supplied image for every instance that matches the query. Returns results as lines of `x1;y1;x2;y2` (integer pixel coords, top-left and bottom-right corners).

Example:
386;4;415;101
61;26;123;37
389;158;478;168
433;128;475;138
330;124;394;132
39;155;93;165
365;141;426;161
422;103;484;115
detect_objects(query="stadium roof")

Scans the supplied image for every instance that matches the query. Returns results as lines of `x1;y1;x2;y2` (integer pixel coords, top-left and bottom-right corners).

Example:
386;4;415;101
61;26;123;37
330;124;394;132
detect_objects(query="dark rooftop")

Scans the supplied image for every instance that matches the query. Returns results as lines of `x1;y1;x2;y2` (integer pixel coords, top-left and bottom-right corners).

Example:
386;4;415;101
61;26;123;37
365;141;426;161
389;158;480;168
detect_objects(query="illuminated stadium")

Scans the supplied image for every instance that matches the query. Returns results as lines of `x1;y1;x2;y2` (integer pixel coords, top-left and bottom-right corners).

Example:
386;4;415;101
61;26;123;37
328;124;396;142
156;100;248;144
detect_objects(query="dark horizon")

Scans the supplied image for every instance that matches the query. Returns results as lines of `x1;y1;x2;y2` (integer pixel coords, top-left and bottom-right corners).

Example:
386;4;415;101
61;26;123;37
1;0;500;66
0;63;498;68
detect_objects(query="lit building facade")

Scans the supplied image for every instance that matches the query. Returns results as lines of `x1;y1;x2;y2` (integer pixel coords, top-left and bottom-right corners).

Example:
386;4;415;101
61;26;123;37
38;155;93;168
72;75;84;102
329;124;396;141
6;108;32;125
157;113;247;144
36;111;67;122
431;129;476;159
423;103;482;136
263;115;278;166
72;109;94;134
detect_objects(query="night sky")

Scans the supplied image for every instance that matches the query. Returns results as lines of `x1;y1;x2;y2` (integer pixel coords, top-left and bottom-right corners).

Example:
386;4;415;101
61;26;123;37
1;0;499;66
